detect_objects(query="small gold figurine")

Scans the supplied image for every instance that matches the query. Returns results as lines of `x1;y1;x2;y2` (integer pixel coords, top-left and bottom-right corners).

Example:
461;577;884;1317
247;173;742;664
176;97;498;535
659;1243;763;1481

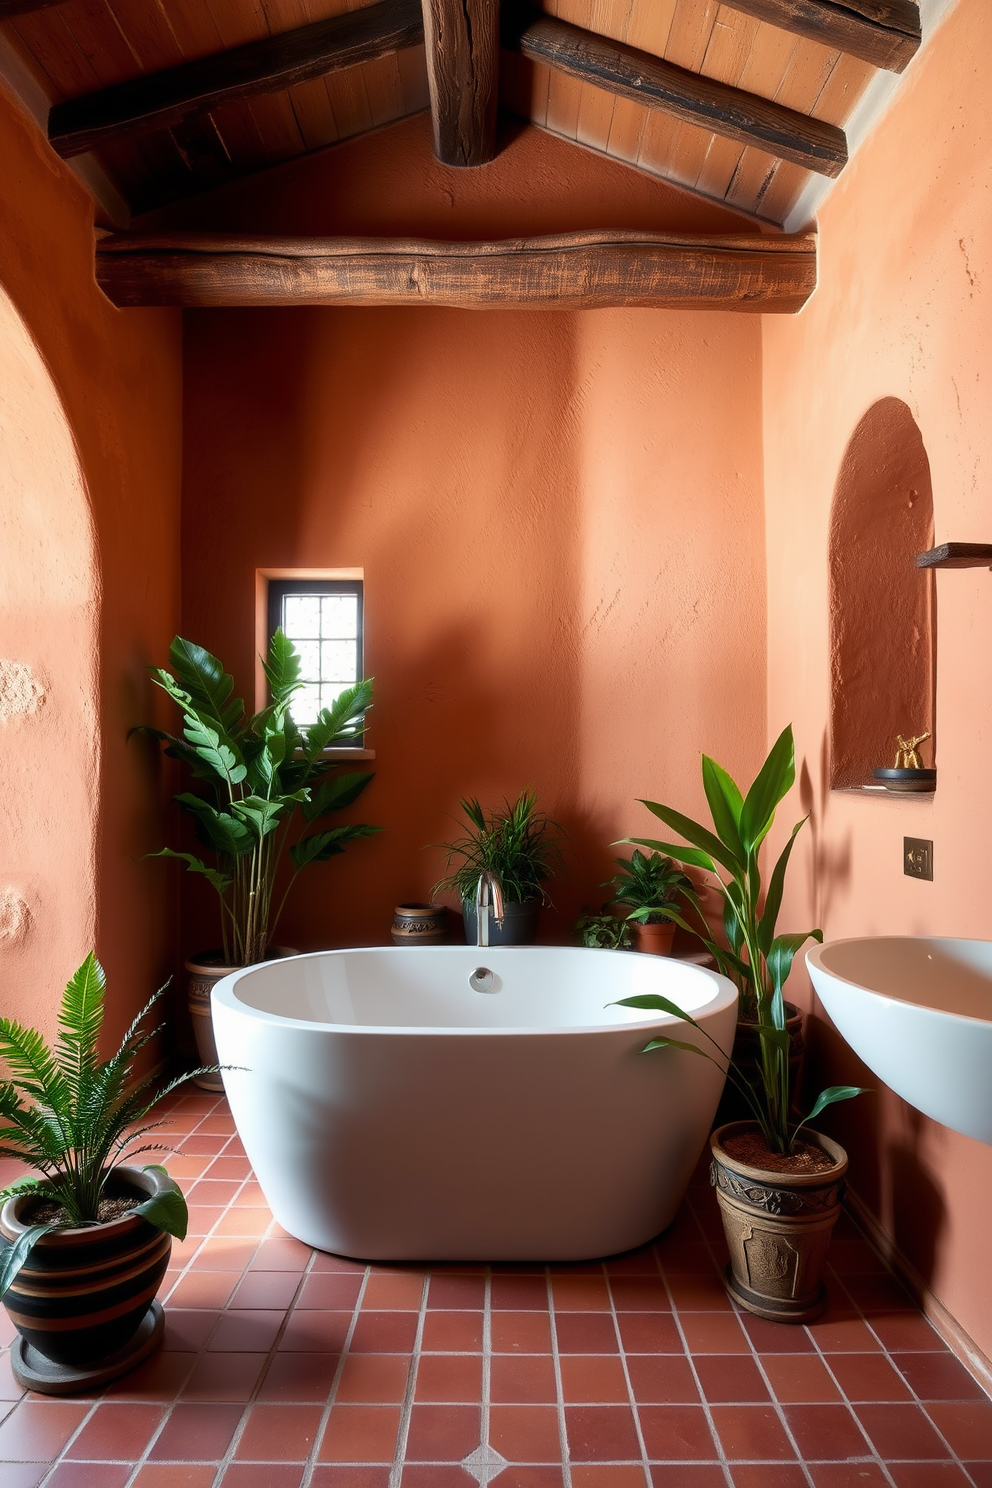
893;731;931;769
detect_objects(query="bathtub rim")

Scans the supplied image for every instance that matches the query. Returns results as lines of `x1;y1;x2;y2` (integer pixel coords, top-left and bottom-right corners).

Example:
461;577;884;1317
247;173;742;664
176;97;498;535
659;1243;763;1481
211;944;739;1039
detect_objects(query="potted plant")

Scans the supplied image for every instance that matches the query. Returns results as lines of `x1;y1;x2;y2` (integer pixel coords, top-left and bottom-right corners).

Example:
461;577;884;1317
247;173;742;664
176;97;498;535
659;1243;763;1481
142;632;380;1083
608;849;693;954
574;909;632;949
0;953;204;1393
433;790;563;946
616;725;864;1322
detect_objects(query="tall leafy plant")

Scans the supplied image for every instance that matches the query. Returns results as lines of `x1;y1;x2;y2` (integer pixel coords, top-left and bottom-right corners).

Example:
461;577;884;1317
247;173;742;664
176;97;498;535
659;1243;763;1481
0;954;196;1299
433;791;563;906
616;725;863;1154
145;632;379;967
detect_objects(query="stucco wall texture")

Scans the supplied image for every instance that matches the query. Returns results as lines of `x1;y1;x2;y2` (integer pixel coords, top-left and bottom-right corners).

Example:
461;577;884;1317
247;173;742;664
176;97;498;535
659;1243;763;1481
763;0;992;1364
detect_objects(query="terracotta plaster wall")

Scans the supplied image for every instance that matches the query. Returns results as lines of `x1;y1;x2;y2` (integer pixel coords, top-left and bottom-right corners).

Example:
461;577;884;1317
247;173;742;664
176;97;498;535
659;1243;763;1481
0;85;184;1044
175;119;766;953
762;0;992;1359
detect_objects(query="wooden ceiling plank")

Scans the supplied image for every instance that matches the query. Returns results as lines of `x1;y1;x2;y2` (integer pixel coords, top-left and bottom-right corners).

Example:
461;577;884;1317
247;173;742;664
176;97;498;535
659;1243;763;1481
690;5;761;201
574;0;623;155
395;40;430;113
0;0;62;17
323;60;375;138
420;0;499;165
719;0;920;71
625;0;679;57
285;74;343;151
96;228;817;312
750;155;807;219
723;143;782;218
48;0;424;157
805;46;874;124
604;93;646;166
545;59;584;141
506;8;848;178
358;47;406;128
6;7;104;104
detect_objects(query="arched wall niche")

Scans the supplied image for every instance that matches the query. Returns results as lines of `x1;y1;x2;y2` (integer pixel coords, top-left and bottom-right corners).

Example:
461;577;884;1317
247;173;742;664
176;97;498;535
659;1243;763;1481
828;398;935;789
0;279;100;1038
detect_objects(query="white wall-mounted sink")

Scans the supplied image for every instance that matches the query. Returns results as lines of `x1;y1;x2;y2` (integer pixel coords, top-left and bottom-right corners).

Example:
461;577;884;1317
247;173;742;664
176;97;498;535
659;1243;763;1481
806;938;992;1146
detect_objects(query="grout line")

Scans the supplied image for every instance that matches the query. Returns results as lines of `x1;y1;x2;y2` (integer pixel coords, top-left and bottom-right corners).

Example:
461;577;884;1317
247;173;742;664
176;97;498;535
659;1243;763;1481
481;1265;492;1449
546;1265;573;1488
300;1263;372;1488
387;1269;430;1488
603;1256;653;1487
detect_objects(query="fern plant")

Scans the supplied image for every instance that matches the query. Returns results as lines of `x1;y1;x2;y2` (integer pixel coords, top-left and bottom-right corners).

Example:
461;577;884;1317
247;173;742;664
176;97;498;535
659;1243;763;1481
143;631;380;967
433;791;563;906
0;953;200;1300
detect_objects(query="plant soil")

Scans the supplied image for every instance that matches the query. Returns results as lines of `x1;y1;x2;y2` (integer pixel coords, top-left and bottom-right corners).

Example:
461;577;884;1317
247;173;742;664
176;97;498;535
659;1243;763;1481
23;1194;141;1226
721;1130;836;1175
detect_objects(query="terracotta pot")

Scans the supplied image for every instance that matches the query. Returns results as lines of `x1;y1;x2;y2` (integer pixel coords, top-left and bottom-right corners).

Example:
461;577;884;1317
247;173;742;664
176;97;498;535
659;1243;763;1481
186;945;296;1091
709;1120;847;1323
391;902;449;946
716;1001;806;1124
461;898;541;946
0;1165;172;1375
630;920;676;955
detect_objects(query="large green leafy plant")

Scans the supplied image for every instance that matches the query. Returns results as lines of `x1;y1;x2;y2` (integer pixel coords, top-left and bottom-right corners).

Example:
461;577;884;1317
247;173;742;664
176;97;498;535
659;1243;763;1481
616;725;863;1155
608;849;692;925
0;954;197;1299
145;633;379;967
433;790;563;906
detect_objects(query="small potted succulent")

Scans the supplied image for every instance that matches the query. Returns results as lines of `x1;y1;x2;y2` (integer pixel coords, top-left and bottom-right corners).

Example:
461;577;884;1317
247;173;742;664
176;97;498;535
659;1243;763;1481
433;790;563;946
616;726;865;1322
141;632;379;1083
0;954;206;1392
608;849;693;954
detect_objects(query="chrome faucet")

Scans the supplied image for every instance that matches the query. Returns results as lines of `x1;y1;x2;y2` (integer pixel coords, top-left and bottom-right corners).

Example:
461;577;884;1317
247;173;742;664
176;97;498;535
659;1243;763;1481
475;871;505;947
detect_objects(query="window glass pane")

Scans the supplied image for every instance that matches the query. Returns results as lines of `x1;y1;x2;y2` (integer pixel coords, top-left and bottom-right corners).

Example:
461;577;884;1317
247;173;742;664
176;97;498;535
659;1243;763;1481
321;639;357;682
292;683;322;725
321;594;358;638
294;639;321;681
320;682;352;713
283;595;321;638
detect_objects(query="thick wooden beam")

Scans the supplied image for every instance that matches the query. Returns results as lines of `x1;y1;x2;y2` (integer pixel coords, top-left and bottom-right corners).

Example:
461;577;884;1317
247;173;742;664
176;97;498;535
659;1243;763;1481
421;0;499;167
48;0;424;159
95;230;817;313
0;0;60;17
506;9;847;178
720;0;921;73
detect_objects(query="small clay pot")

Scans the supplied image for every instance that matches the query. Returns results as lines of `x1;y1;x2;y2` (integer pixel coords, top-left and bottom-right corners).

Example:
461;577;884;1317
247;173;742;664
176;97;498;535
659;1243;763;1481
391;903;449;946
186;946;296;1090
710;1120;847;1323
630;920;676;955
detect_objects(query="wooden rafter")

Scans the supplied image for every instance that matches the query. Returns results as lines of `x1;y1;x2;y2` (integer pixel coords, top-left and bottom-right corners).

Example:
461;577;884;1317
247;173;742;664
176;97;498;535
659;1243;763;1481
95;230;817;313
506;8;848;178
720;0;921;73
48;0;424;159
421;0;500;167
0;0;58;17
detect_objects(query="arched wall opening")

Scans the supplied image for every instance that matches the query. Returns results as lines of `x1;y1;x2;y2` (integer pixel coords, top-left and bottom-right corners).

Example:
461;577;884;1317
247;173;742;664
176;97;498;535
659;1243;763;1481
828;398;936;790
0;281;100;1038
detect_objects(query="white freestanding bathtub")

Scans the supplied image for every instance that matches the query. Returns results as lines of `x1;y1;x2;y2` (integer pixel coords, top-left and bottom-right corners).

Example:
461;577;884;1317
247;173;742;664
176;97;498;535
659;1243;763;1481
212;946;737;1261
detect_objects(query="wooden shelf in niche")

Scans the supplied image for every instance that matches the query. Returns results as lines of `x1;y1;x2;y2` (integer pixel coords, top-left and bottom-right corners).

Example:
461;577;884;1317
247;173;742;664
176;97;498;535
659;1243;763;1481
917;543;992;569
834;785;935;799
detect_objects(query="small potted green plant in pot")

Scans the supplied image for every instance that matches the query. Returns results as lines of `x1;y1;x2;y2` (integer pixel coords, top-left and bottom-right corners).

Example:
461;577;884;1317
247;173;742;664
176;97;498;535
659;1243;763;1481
142;633;380;1085
433;790;563;946
615;726;865;1323
608;849;692;955
0;953;207;1393
574;909;631;949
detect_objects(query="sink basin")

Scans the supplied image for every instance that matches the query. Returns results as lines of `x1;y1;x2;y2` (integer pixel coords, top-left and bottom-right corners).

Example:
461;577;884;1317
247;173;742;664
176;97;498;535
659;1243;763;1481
806;937;992;1145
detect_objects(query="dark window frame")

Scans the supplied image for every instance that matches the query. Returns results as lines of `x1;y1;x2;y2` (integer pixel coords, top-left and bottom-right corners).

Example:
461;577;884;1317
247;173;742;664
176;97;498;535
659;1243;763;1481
265;576;365;723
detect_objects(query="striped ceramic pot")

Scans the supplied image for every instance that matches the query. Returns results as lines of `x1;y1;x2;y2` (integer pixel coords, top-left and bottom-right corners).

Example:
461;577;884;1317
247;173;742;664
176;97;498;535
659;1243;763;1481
0;1165;173;1367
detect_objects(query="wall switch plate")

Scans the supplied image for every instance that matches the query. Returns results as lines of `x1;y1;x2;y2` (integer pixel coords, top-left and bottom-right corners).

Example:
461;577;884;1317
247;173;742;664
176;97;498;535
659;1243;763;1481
904;837;933;880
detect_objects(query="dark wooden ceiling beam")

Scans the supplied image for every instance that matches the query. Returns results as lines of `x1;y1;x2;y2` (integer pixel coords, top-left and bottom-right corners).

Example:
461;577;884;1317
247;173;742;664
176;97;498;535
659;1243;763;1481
421;0;499;166
0;0;61;17
95;229;817;313
719;0;921;73
48;0;424;159
506;8;847;178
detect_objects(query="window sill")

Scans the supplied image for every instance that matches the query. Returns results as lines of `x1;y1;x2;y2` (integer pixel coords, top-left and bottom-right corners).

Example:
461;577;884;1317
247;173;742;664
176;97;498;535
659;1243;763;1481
320;747;375;761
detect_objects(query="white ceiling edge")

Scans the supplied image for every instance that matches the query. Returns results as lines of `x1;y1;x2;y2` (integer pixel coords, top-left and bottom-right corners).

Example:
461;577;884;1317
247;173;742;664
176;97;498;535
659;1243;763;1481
783;0;961;233
0;34;130;228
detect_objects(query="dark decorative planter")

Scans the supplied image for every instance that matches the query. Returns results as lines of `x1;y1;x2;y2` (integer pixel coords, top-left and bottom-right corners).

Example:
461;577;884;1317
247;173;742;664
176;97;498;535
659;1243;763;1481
461;898;541;946
0;1165;173;1388
391;903;449;946
710;1120;847;1323
186;945;296;1090
630;921;676;955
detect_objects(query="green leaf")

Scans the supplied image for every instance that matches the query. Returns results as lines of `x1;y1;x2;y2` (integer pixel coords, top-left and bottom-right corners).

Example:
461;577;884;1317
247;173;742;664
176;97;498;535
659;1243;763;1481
0;1223;53;1302
700;755;745;863
168;637;243;733
174;795;254;858
739;724;795;855
133;1168;189;1242
623;836;717;875
636;802;741;877
181;711;247;789
261;628;303;709
642;1036;707;1056
147;848;232;895
757;817;808;954
231;795;288;841
796;1085;868;1133
302;679;374;762
767;930;822;999
290;823;381;870
302;772;375;823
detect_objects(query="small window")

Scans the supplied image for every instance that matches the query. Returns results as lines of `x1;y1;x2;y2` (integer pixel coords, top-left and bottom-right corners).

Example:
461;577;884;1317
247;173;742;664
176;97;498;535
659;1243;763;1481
266;577;364;727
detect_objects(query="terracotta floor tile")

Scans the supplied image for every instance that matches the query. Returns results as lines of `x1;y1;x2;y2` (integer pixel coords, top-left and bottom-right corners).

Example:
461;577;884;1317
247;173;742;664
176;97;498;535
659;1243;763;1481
197;1237;258;1271
667;1273;734;1312
175;1135;228;1156
297;1274;365;1311
558;1354;628;1404
626;1354;699;1404
649;1468;726;1487
213;1207;271;1237
186;1205;226;1236
362;1273;425;1311
490;1354;558;1403
853;1402;952;1459
102;1349;197;1401
279;1310;353;1352
45;1465;131;1488
236;1182;270;1207
131;1466;218;1487
64;1403;164;1460
310;1254;369;1275
695;1354;770;1404
404;1403;482;1460
169;1269;243;1309
180;1351;268;1402
414;1353;483;1403
608;1278;671;1311
203;1156;252;1182
564;1404;641;1462
258;1352;341;1402
808;1315;883;1353
730;1467;809;1487
220;1466;305;1488
309;1470;390;1488
758;1353;842;1404
840;1275;916;1312
317;1405;402;1463
0;1466;47;1488
551;1276;612;1312
806;1466;890;1488
164;1155;213;1180
886;1466;978;1487
0;1401;92;1460
738;1313;816;1355
676;1312;749;1354
868;1313;945;1352
336;1354;411;1404
233;1403;324;1460
489;1404;562;1461
349;1311;419;1354
230;1270;302;1310
149;1402;243;1461
655;1242;714;1275
925;1398;992;1458
490;1276;550;1310
208;1308;285;1352
249;1236;311;1271
827;1352;914;1401
399;1468;476;1487
0;1353;23;1401
893;1351;989;1401
491;1469;564;1488
570;1468;645;1487
554;1313;619;1354
163;1308;221;1351
188;1180;242;1207
709;1404;798;1460
828;1240;890;1275
490;1311;551;1354
781;1403;873;1459
606;1250;661;1277
961;1469;992;1488
638;1403;717;1460
427;1275;487;1310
